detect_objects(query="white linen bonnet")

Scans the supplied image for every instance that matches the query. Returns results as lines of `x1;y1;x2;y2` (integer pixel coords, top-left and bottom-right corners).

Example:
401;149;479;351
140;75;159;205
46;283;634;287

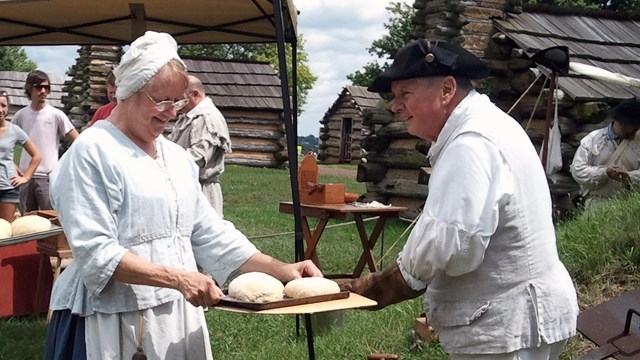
114;31;186;101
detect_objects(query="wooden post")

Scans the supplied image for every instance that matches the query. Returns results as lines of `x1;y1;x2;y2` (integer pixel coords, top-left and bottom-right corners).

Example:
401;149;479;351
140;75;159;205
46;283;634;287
541;71;557;171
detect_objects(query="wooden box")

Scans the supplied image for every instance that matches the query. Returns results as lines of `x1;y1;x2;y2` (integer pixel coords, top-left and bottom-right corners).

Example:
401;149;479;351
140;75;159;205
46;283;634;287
298;155;345;205
300;183;345;205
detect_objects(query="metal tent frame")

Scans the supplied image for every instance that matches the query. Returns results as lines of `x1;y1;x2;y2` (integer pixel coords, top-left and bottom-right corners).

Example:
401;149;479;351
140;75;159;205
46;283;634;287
0;0;311;357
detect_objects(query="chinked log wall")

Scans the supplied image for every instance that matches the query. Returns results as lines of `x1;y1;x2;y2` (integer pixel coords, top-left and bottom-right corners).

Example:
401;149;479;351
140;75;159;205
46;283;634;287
359;0;612;219
63;46;122;130
224;110;287;168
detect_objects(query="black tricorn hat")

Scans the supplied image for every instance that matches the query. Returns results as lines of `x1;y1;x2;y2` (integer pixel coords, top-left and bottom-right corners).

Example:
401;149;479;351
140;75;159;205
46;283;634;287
612;98;640;125
368;39;489;93
531;46;570;76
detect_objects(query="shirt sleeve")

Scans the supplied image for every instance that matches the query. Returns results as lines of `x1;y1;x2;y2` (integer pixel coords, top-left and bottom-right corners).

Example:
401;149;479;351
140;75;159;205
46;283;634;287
50;142;128;297
186;116;214;168
56;110;76;137
189;178;259;285
13;125;29;144
570;136;609;190
398;133;514;290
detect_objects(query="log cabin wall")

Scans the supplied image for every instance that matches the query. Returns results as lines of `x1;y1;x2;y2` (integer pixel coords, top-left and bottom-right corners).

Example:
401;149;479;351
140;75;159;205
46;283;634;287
63;45;123;129
359;0;640;219
64;53;287;168
179;58;287;169
318;85;381;164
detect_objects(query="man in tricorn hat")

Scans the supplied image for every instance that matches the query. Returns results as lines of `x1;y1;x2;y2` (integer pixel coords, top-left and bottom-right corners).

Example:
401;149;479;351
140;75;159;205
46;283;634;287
571;98;640;209
343;39;579;359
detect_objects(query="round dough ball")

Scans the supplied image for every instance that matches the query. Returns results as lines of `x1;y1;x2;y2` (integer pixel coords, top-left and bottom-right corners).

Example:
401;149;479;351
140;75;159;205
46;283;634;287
228;272;284;303
12;215;52;235
0;218;11;239
284;277;340;299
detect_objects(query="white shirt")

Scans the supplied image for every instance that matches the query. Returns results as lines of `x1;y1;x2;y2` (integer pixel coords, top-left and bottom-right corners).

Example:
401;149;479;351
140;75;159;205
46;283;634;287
570;125;640;202
12;104;75;177
49;121;258;316
398;91;578;354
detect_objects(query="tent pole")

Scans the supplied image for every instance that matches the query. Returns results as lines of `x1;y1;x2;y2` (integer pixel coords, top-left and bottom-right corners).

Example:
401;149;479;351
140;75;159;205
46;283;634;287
272;0;304;266
541;71;557;171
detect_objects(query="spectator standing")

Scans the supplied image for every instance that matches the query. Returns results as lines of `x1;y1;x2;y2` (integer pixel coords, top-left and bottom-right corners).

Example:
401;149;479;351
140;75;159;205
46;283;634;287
12;70;78;213
170;75;231;217
570;99;640;208
0;90;41;221
89;71;117;126
343;39;578;359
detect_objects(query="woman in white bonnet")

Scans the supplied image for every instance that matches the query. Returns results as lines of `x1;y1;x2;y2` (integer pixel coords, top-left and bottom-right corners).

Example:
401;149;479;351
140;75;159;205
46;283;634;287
44;31;322;360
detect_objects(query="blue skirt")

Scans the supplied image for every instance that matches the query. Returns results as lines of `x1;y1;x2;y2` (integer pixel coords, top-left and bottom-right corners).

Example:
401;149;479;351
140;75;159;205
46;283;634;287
44;310;86;360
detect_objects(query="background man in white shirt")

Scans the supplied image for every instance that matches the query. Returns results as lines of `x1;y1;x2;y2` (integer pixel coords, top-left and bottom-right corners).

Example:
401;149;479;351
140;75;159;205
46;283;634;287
570;99;640;208
12;70;78;213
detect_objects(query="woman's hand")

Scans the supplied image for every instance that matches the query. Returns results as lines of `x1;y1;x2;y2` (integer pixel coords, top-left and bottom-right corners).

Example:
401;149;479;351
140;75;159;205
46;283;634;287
177;270;225;307
278;260;323;282
9;175;29;187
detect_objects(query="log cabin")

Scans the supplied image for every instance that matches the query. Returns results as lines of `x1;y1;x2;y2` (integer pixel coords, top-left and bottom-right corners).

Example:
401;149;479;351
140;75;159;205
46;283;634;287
360;0;640;219
318;85;381;164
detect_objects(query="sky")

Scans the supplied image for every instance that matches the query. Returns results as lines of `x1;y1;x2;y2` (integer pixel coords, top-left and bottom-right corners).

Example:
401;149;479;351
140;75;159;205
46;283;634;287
23;0;411;137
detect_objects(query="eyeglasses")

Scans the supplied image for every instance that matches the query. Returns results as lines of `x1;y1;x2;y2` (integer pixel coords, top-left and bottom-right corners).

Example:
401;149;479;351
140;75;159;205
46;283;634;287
144;92;188;112
34;84;51;91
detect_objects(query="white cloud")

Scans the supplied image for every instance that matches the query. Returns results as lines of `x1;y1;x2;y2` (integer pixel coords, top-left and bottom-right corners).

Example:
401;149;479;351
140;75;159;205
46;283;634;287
20;0;413;136
23;46;79;75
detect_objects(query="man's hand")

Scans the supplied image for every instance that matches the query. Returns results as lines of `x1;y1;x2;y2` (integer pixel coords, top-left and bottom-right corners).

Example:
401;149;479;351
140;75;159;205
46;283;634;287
340;261;424;310
606;166;630;184
177;271;225;307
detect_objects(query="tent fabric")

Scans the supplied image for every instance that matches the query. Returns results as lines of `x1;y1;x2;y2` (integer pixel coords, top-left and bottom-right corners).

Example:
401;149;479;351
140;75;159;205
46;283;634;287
0;0;297;45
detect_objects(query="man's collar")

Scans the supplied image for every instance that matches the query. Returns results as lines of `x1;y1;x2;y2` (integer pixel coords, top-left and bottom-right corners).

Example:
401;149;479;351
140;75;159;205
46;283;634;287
608;122;621;140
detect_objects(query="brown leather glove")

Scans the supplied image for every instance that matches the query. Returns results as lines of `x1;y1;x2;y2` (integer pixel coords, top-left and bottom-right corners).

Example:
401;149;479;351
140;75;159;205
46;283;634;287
341;260;424;310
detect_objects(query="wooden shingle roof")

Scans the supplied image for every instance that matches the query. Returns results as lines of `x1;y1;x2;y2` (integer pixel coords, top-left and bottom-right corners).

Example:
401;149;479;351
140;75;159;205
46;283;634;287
323;85;381;119
494;5;640;101
345;85;382;109
0;71;68;109
182;58;283;111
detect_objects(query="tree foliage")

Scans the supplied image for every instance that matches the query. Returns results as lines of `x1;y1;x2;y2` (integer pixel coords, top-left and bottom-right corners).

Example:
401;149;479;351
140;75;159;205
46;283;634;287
178;36;317;116
0;46;37;72
347;2;414;87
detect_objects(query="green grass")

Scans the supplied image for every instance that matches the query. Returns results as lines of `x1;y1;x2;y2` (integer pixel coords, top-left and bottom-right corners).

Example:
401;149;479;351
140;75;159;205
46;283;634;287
2;165;639;359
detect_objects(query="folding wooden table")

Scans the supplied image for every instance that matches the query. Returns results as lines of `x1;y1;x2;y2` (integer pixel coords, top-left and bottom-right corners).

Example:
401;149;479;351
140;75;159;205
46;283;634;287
279;202;407;278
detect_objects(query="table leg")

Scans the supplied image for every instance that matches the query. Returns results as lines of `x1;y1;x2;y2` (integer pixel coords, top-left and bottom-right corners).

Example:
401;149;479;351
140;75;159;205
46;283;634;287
352;215;388;277
302;213;330;266
33;253;47;316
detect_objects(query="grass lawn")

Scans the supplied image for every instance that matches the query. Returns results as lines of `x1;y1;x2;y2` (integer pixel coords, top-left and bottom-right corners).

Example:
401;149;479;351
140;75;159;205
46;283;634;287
1;164;638;359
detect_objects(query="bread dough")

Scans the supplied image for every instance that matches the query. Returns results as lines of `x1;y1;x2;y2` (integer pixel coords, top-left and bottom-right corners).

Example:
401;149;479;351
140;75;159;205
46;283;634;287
11;215;52;235
0;218;11;239
284;277;340;299
228;272;284;303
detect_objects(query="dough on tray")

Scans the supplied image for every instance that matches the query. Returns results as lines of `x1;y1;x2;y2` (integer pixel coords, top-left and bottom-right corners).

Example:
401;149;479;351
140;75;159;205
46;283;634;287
228;272;284;303
0;218;11;239
11;215;52;235
284;277;340;299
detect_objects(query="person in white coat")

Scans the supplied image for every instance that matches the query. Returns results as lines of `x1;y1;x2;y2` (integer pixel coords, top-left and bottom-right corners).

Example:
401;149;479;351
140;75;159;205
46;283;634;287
342;39;579;359
570;99;640;208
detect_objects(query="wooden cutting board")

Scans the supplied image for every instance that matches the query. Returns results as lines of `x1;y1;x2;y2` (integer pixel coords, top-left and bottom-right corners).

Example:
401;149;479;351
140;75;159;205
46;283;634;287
215;292;377;315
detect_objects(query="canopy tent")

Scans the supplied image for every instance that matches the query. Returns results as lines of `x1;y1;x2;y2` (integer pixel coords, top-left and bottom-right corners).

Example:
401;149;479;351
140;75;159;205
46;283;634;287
0;2;311;349
0;0;297;45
